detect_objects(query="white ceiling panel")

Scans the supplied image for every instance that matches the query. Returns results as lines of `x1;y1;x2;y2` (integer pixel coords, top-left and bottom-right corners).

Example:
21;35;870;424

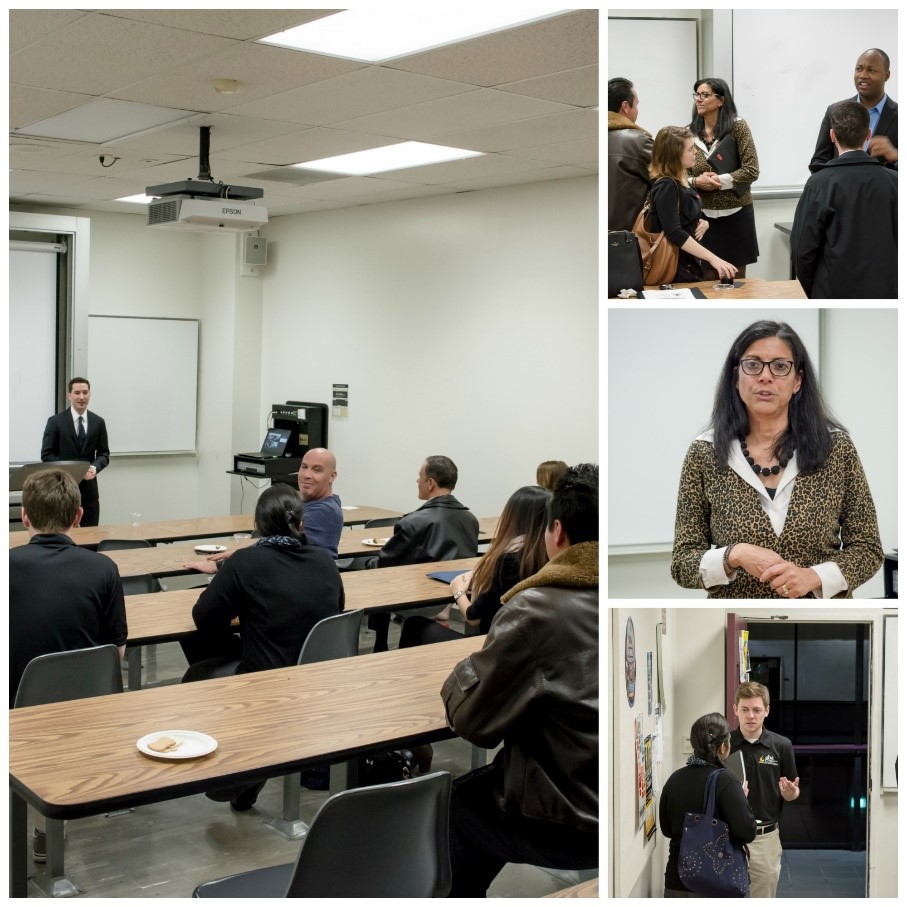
9;10;598;214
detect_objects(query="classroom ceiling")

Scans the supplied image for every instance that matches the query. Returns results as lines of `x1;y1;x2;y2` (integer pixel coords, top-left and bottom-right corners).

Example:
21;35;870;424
9;9;598;218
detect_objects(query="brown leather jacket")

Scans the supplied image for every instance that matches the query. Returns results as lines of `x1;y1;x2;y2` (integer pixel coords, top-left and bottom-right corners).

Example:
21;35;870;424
608;111;653;231
441;541;598;832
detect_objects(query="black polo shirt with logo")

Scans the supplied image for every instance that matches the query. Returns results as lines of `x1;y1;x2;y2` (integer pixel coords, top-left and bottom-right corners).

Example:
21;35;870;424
730;727;798;824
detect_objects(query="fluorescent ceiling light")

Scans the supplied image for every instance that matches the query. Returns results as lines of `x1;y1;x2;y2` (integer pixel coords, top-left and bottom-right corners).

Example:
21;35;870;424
259;9;567;62
13;99;198;145
295;142;483;175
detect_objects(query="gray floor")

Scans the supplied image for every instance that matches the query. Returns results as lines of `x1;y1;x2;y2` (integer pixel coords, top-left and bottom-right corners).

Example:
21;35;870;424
779;848;867;898
25;609;589;898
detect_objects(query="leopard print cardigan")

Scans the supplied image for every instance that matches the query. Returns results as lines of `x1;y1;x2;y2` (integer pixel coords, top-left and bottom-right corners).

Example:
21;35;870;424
671;431;882;598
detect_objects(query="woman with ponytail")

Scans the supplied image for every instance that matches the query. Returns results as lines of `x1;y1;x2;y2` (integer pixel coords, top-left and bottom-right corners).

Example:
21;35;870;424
658;713;756;896
183;484;344;683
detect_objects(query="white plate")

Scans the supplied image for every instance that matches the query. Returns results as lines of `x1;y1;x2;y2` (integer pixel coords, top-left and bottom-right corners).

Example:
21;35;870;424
194;544;227;554
362;537;390;547
137;730;218;760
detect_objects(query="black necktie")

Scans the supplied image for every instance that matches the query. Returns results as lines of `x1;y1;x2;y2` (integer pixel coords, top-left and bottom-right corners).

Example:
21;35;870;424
77;415;86;450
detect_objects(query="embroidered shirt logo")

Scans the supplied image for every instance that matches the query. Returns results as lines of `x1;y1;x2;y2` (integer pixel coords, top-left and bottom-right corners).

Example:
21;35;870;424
758;755;779;766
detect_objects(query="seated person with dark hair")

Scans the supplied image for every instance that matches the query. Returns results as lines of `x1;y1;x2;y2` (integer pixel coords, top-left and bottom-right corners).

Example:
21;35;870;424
365;455;479;651
182;484;344;811
441;463;599;897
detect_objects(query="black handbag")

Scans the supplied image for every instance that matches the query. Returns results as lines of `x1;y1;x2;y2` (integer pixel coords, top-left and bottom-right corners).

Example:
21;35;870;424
678;769;750;897
607;230;644;297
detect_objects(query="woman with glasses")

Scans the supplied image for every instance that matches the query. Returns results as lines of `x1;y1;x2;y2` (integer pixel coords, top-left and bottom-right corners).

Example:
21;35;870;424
647;125;738;283
688;78;761;279
671;320;882;598
659;713;755;896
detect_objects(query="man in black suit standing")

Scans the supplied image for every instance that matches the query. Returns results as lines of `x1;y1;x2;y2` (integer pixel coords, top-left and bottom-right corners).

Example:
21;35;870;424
41;377;109;526
809;48;897;172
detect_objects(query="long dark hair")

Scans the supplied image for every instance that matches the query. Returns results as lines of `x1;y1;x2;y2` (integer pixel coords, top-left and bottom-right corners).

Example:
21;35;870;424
471;485;551;599
690;713;731;766
254;484;306;542
690;78;738;142
711;321;844;473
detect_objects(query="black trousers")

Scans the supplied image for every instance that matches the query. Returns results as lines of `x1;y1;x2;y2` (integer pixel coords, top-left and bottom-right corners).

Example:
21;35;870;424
448;764;599;897
80;499;100;527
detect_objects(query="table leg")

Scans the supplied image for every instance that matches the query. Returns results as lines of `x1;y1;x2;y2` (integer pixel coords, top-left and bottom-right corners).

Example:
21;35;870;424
10;790;28;897
127;647;142;691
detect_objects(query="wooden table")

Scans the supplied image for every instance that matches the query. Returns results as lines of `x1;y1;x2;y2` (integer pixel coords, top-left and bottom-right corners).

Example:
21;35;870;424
8;505;403;548
640;278;806;299
94;519;496;580
9;636;478;897
125;557;480;647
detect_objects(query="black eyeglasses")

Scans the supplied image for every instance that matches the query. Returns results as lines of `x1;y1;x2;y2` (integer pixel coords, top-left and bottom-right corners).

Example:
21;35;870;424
693;92;716;100
739;358;794;377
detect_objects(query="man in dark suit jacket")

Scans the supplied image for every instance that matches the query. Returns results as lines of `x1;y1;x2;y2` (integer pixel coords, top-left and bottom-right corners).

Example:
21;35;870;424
40;377;109;526
792;101;897;298
809;48;898;172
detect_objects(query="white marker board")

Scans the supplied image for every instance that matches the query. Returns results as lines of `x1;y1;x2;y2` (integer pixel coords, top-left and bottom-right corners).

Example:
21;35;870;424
87;316;199;454
732;9;898;190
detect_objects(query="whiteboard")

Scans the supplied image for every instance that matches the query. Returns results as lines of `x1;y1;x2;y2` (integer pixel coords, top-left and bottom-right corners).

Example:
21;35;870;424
732;9;898;190
10;248;58;462
608;17;699;134
881;614;897;791
87;316;199;454
607;309;820;549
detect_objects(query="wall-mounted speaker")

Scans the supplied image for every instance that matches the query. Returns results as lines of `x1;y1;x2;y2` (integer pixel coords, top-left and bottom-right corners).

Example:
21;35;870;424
244;236;268;265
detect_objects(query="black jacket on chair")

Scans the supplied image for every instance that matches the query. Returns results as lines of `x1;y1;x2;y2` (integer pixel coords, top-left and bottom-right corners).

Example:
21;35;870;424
41;410;110;505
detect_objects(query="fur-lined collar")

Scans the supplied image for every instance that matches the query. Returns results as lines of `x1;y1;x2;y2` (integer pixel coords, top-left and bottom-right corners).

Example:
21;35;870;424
501;541;598;603
608;110;649;133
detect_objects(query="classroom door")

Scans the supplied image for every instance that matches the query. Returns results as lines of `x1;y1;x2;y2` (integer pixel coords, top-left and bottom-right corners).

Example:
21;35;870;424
726;615;871;894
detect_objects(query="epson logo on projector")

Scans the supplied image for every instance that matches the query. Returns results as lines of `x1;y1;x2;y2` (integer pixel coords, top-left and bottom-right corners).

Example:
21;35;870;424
222;207;243;215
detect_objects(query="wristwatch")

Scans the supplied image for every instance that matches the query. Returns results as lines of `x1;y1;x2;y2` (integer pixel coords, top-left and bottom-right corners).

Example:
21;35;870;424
453;589;467;602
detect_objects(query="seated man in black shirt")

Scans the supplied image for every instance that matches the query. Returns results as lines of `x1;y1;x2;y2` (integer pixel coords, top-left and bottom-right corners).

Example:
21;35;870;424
9;468;127;861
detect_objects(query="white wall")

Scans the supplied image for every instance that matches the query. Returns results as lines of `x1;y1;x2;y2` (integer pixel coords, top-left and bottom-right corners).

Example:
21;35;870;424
11;175;597;524
258;177;598;517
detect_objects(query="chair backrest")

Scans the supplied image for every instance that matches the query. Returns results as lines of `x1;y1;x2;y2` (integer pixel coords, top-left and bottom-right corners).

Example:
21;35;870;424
297;610;363;666
122;573;161;595
285;771;452;897
364;517;399;529
97;538;152;551
14;644;123;708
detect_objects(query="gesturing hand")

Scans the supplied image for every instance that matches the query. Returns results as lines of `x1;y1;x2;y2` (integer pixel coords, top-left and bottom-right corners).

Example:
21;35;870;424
779;776;800;801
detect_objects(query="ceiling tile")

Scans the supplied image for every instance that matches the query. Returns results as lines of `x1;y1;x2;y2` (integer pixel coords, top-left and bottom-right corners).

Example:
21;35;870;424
433;109;598;153
386;10;598;86
366;152;555;187
217;128;395;166
107;43;366;114
507;138;599;169
222;67;474;126
10;85;95;131
498;65;599;108
10;15;236;95
9;9;91;53
445;166;596;192
334;89;573;142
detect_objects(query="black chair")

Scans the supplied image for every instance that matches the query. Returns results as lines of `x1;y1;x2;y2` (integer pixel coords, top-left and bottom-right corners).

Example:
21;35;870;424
96;538;151;551
264;610;364;839
14;645;123;898
121;573;162;595
364;517;399;529
195;771;452;898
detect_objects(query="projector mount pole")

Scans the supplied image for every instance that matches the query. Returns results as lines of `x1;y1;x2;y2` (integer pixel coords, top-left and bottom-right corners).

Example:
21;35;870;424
197;126;213;183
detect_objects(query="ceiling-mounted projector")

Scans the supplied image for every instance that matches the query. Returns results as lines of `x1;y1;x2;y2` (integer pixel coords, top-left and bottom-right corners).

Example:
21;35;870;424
145;126;267;233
